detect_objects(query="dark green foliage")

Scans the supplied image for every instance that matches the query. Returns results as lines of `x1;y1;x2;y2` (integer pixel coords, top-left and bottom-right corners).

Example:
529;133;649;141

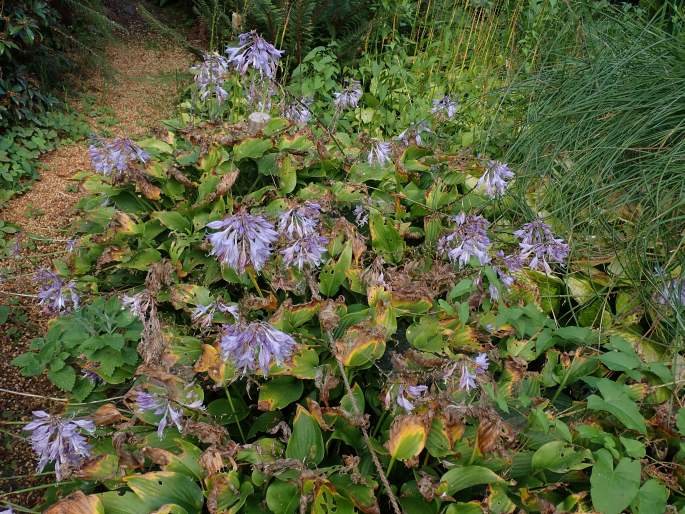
0;110;90;204
12;297;143;400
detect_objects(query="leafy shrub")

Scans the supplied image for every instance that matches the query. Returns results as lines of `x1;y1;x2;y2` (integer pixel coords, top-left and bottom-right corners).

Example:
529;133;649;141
12;297;143;400
13;35;683;514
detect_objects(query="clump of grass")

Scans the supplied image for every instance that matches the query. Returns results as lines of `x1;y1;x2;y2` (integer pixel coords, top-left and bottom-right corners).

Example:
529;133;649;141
508;9;685;336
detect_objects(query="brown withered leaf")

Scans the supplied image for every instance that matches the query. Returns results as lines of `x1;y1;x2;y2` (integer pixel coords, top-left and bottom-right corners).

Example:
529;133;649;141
199;446;225;475
92;403;125;426
143;447;174;466
183;419;229;445
43;491;103;514
112;431;144;470
167;166;196;188
133;175;162;200
477;416;503;454
194;343;226;384
195;170;239;207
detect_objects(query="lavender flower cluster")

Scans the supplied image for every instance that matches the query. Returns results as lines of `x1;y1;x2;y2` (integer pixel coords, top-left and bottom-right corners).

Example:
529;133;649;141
477;160;515;198
220;320;296;375
333;80;362;111
283;97;312;124
136;385;204;438
515;219;570;274
207;211;279;273
368;140;392;167
23;411;95;481
438;214;492;268
191;301;239;330
192;52;230;102
459;352;489;391
88;138;149;177
226;31;284;79
36;268;80;314
431;95;459;119
278;202;328;270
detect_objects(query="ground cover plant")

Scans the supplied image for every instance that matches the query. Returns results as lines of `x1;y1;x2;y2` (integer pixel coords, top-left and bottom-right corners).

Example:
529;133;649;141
3;4;685;514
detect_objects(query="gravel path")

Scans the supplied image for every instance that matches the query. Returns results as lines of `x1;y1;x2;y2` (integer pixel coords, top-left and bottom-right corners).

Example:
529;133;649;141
0;3;193;507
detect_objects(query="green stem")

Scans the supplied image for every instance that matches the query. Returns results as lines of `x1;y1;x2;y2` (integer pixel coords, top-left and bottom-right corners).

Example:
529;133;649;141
0;481;78;498
224;384;246;443
386;456;396;476
247;269;263;297
372;410;389;438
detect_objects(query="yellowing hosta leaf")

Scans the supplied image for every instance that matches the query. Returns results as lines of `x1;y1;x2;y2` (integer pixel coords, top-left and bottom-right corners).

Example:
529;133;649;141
270;347;319;379
285;405;325;467
194;343;234;385
270;299;324;331
368;286;397;336
232;137;273;161
76;453;119;481
387;415;428;461
44;491;104;514
170;283;212;310
335;322;386;367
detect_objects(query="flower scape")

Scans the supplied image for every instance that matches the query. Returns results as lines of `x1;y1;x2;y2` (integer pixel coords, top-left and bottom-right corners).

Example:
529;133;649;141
9;28;684;514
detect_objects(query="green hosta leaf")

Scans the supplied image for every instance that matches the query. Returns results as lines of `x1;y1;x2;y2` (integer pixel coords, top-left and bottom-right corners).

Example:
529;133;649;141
152;211;191;233
531;440;592;473
319;242;351;296
437;465;504;496
233;137;273;161
630;479;669;514
124;471;203;513
406;316;444;353
590;450;640;514
285;405;324;467
278;154;297;194
207;472;254;513
586;378;647;433
599;350;641;371
124;248;162;270
266;480;299;514
258;376;304;411
369;210;404;264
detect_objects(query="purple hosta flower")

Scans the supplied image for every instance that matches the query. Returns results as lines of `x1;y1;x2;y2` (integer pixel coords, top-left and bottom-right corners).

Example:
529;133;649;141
136;386;204;439
459;363;477;391
474;353;489;374
431;95;459;119
278;202;321;239
281;233;328;270
397;121;431;146
191;301;239;330
10;239;20;257
514;219;570;274
333;80;362;111
438;214;491;268
121;292;146;318
353;204;368;227
656;278;685;307
488;283;500;301
88;138;149;177
226;31;284;78
494;250;524;289
36;268;80;314
396;384;429;412
192;52;230;102
283;97;312;124
368;140;392;167
66;238;78;253
477;161;514;198
81;369;102;384
0;507;13;514
206;211;278;273
220;321;296;375
23;411;95;481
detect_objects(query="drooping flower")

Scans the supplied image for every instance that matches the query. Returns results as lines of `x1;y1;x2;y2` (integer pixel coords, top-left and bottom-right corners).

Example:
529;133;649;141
88;138;149;177
226;31;284;78
121;291;147;319
206;211;278;273
219;321;296;375
333;80;362;111
278;203;321;240
438;214;491;268
81;369;102;384
396;384;428;412
191;301;239;330
35;268;80;314
191;52;230;102
477;160;514;198
23;411;95;481
459;364;477;391
431;95;459;119
397;121;431;146
474;353;489;374
283;97;312;124
367;140;392;167
136;385;204;439
494;250;524;289
0;506;13;514
353;205;368;227
66;238;78;253
514;219;569;274
281;233;328;270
